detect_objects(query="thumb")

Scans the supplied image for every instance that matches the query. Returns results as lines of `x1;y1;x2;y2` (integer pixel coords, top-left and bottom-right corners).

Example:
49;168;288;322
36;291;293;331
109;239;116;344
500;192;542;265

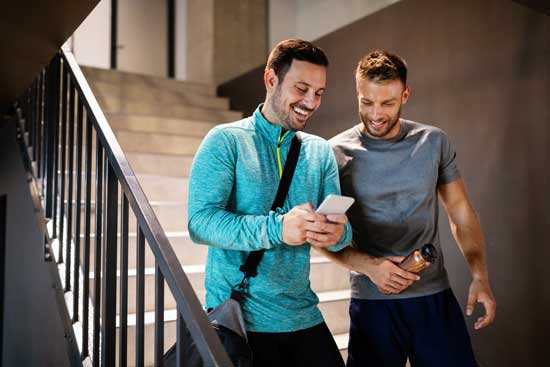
466;290;476;316
387;256;405;264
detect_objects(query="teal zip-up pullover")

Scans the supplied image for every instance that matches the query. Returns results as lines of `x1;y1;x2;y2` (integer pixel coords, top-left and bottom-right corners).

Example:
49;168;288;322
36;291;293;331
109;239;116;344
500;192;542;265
188;105;352;332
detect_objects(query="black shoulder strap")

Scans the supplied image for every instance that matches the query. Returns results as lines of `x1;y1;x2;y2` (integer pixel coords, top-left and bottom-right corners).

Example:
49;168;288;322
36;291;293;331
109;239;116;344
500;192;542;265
238;133;302;280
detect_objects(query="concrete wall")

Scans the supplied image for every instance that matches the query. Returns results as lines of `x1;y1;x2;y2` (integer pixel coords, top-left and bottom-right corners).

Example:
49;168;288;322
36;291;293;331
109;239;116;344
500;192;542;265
219;0;550;365
269;0;400;48
71;0;111;69
186;0;268;85
71;0;188;79
118;0;167;77
0;120;70;367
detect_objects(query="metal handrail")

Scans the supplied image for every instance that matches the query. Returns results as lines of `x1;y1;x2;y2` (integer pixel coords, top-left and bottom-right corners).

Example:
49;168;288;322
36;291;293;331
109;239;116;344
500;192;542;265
17;49;232;366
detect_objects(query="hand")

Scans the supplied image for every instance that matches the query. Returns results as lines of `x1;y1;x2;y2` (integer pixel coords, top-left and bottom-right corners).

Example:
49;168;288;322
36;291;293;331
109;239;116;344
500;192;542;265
466;277;496;330
306;214;348;249
282;203;327;246
364;256;420;295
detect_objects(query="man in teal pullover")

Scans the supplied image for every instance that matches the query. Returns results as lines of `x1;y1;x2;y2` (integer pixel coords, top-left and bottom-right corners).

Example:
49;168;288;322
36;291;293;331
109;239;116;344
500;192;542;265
188;39;352;366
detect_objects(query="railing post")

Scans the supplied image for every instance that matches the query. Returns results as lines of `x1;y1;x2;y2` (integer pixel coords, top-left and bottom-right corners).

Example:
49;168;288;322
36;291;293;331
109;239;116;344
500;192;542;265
44;57;59;219
92;139;104;367
136;227;146;367
101;162;118;367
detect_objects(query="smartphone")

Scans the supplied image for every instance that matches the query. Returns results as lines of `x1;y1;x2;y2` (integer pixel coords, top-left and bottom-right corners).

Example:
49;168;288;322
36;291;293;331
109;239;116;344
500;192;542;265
316;194;355;215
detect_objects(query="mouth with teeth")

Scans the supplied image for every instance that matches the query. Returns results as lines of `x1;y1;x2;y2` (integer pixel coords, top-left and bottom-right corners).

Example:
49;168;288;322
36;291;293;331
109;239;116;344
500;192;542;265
292;105;312;123
368;119;387;131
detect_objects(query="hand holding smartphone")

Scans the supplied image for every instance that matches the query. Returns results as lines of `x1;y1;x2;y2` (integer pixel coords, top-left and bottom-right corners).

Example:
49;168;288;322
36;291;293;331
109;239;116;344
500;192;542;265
315;194;355;215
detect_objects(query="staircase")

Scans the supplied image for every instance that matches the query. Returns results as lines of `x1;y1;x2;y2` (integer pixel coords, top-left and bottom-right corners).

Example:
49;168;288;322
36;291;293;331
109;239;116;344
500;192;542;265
82;66;351;365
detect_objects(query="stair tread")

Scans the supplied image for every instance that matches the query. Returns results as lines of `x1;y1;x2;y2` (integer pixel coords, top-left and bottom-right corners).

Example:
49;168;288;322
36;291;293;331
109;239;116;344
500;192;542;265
120;287;351;328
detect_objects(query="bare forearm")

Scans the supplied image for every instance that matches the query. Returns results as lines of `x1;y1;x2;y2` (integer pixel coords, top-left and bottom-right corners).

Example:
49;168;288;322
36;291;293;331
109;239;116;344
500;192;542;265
449;204;489;280
315;245;373;274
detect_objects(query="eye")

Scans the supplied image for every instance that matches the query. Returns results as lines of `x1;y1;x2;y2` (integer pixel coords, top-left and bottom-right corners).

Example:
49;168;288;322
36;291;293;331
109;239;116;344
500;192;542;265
296;86;307;94
383;102;396;107
316;90;324;97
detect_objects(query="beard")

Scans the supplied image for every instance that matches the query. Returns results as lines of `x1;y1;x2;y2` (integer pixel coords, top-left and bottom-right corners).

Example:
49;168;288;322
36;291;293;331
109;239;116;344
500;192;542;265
359;105;402;139
269;85;313;131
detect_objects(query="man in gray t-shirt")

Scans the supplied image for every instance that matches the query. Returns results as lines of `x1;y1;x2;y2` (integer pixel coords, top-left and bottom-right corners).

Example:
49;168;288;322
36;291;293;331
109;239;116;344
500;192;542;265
319;51;496;367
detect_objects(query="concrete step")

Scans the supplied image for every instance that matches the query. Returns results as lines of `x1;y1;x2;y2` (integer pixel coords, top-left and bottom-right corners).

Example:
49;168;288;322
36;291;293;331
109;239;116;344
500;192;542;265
97;97;242;123
84;202;187;234
126;152;194;177
63;173;189;202
114;130;203;156
81;66;218;97
136;258;347;316
82;232;205;269
106;114;218;138
119;288;350;367
89;80;230;110
87;257;350;316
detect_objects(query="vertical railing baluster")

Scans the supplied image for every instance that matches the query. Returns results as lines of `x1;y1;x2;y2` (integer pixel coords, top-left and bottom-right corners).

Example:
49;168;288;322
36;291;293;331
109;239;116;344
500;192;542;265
101;161;118;367
82;114;93;359
65;67;75;290
136;226;146;367
36;71;44;180
154;264;165;367
52;57;61;241
44;60;56;221
176;313;190;366
73;93;83;322
92;137;104;367
29;81;36;159
58;62;68;274
41;68;47;190
119;194;129;367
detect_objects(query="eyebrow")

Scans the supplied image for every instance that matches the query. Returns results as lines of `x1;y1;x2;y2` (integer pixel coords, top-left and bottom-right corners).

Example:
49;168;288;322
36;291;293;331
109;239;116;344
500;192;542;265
361;97;397;103
296;81;326;91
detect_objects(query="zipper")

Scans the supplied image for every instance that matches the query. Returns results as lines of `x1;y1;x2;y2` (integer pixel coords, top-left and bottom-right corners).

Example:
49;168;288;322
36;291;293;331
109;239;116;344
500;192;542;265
276;129;289;178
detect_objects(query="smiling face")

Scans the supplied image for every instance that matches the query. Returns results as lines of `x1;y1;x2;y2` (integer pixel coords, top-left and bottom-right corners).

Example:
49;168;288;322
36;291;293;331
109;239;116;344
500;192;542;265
357;77;410;139
262;59;326;131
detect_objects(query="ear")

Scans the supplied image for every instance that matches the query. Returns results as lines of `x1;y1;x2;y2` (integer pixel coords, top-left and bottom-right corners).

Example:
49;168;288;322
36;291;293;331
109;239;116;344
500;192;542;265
401;86;411;105
264;68;278;93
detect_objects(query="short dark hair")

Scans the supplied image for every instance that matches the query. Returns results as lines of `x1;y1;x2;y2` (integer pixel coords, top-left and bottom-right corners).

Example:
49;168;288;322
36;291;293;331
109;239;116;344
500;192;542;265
266;39;329;83
356;50;407;86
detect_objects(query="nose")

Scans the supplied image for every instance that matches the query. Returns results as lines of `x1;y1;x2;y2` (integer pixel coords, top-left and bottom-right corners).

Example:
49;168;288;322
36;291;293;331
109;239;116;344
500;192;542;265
302;91;317;110
371;106;383;121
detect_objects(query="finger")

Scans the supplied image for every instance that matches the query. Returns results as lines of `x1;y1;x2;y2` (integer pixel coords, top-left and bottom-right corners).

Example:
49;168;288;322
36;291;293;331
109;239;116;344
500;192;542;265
306;231;330;243
475;315;490;330
466;291;477;316
309;238;335;248
389;273;416;287
296;202;315;212
393;266;421;281
325;214;348;224
387;256;405;264
302;212;328;223
384;283;402;294
303;221;331;233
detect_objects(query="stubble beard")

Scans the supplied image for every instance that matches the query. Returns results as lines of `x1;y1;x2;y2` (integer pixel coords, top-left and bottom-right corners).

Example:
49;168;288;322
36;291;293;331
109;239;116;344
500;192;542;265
360;105;402;139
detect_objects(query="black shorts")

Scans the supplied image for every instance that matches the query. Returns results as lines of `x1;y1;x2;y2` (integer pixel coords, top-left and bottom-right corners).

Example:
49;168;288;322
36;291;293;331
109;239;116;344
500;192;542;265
347;288;477;367
247;322;344;367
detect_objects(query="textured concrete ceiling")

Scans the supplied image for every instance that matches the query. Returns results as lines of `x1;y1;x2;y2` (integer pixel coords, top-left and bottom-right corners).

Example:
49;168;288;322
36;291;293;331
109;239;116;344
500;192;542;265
0;0;99;113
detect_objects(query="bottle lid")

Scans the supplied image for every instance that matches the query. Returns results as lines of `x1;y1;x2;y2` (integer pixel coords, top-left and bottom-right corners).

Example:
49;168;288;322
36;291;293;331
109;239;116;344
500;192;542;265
421;244;437;262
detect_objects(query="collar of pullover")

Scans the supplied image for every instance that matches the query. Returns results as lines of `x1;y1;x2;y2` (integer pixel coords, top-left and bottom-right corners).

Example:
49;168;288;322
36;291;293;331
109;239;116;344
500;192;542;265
253;104;297;146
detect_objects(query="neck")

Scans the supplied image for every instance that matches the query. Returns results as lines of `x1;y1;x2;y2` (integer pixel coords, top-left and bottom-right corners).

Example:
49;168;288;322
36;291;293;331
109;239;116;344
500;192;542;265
261;99;283;127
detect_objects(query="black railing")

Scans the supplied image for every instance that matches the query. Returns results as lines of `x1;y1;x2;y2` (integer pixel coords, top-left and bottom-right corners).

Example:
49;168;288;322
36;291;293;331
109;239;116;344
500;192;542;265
16;50;232;366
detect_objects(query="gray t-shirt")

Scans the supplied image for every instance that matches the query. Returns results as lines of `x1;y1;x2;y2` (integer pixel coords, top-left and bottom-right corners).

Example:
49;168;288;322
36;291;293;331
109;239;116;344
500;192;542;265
330;120;461;300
